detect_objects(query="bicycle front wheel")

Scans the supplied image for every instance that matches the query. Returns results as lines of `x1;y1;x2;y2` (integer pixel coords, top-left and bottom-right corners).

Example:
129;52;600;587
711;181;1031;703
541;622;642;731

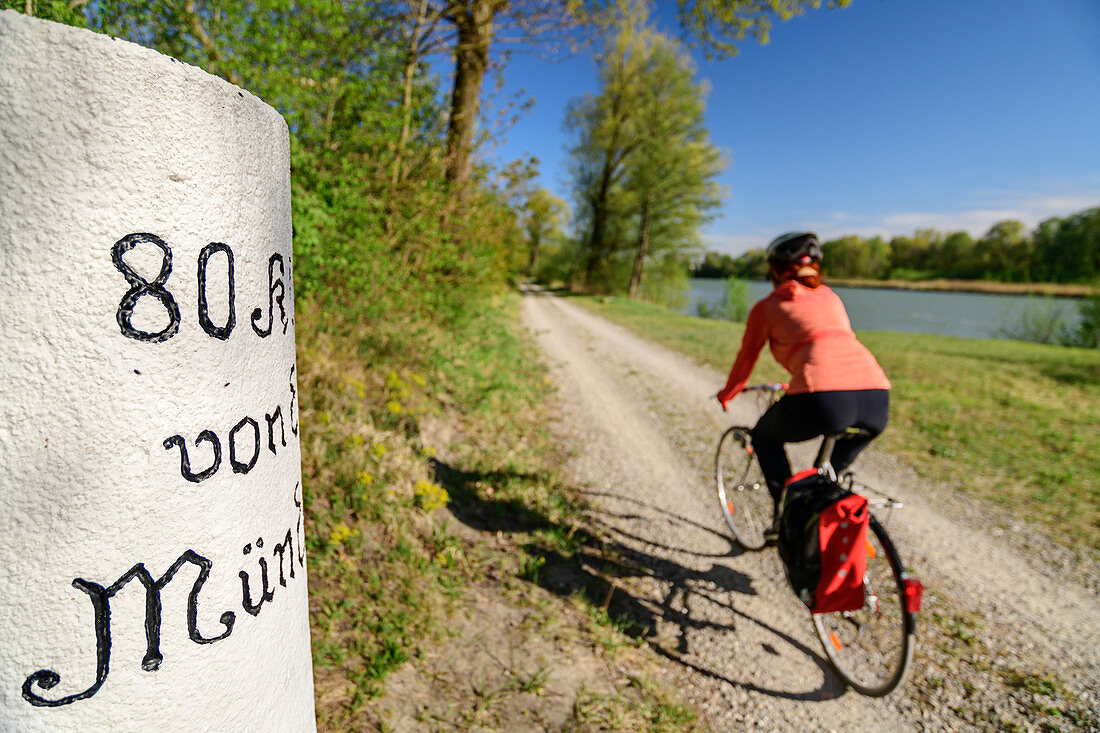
714;426;772;551
812;516;916;697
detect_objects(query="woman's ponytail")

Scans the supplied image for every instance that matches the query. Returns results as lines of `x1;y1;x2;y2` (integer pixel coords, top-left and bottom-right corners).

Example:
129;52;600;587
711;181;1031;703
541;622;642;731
770;260;822;288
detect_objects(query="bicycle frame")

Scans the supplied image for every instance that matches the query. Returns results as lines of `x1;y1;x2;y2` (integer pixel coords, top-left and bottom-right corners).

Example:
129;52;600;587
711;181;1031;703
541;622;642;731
737;384;904;523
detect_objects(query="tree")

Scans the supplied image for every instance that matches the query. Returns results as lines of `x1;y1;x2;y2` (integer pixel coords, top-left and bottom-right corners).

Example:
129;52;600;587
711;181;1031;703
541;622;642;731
1033;207;1100;283
975;220;1030;281
387;1;451;185
692;251;737;278
821;235;861;277
730;248;768;279
1;0;86;24
622;36;724;297
931;230;974;276
84;1;401;148
565;12;647;287
417;0;601;192
673;0;852;59
520;188;568;274
566;4;724;296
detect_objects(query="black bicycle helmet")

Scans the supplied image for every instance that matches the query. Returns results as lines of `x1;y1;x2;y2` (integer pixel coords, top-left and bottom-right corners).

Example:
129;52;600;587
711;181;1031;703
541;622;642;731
766;232;822;265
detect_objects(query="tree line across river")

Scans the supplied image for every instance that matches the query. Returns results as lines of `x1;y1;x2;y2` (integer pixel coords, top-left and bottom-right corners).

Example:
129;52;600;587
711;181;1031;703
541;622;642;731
692;206;1100;286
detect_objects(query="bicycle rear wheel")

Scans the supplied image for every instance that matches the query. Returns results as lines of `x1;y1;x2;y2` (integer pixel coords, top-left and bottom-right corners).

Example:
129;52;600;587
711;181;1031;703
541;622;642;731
714;426;772;551
812;516;916;696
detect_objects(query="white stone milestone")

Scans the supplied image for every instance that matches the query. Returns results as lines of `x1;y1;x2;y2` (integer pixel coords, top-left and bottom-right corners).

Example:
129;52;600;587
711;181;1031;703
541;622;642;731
0;12;315;732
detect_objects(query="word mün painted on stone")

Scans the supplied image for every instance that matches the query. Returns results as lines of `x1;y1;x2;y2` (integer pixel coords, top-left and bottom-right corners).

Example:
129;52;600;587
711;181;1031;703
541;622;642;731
21;486;306;707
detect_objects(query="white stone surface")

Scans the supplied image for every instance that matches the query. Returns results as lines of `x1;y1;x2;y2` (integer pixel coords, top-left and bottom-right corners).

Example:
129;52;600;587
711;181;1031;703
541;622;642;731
0;12;315;731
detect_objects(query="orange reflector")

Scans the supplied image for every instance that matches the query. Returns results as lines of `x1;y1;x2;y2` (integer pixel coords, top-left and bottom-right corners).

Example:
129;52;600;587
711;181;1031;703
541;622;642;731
866;539;876;559
726;501;736;516
829;632;842;651
745;446;754;455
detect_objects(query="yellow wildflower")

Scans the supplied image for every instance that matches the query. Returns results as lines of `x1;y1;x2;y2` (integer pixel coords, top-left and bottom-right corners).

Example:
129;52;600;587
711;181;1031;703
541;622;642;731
413;479;449;512
328;523;357;546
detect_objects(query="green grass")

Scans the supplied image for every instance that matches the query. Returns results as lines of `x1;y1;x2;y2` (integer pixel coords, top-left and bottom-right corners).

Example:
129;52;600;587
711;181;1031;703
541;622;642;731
572;295;1100;553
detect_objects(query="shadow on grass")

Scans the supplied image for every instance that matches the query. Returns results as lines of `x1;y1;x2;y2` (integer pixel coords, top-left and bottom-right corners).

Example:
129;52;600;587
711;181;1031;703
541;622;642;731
432;458;848;703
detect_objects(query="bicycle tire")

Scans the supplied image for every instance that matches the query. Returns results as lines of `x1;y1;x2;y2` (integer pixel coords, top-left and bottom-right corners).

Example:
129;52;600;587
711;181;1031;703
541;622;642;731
714;426;772;551
812;515;916;696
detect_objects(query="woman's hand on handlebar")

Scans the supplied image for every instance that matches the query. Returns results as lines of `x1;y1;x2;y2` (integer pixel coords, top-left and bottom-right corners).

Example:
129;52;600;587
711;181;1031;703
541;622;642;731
717;382;788;411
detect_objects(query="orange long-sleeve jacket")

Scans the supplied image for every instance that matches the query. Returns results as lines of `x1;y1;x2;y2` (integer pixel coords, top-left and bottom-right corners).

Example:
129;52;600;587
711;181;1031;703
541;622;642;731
718;280;890;406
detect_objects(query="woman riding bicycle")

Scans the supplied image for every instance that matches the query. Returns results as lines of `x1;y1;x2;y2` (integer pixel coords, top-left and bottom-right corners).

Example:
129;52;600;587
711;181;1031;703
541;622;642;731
716;232;890;541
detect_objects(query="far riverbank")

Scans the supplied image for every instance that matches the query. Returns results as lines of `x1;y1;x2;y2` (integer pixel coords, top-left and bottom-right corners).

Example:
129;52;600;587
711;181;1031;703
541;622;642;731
821;277;1097;297
687;278;1087;340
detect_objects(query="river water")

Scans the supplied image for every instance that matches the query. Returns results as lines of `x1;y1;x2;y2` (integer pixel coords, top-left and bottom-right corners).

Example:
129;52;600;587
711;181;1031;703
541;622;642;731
687;279;1084;340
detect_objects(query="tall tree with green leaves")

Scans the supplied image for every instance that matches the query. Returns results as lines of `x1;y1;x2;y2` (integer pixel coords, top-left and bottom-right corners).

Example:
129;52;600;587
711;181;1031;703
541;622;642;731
418;0;599;192
975;220;1031;281
565;6;650;287
621;32;724;296
566;3;723;295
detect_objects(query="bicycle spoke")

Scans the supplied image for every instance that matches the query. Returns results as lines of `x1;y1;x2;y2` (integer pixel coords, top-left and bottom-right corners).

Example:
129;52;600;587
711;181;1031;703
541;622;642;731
715;427;771;550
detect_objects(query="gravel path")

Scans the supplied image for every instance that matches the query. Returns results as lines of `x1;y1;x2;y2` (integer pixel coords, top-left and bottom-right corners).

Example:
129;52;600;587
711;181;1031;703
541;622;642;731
519;287;1099;731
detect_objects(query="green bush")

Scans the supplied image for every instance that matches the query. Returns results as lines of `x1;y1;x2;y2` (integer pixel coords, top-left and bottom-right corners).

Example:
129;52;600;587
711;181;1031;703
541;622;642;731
695;276;748;322
996;294;1100;349
995;297;1074;345
1067;294;1100;348
722;276;750;322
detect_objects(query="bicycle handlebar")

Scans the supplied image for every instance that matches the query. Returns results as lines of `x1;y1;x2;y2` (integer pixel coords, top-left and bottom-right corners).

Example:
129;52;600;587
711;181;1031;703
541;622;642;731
743;382;788;393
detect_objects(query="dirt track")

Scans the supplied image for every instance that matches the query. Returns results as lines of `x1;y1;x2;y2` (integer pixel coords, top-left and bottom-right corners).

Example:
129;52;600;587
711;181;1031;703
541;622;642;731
519;286;1099;731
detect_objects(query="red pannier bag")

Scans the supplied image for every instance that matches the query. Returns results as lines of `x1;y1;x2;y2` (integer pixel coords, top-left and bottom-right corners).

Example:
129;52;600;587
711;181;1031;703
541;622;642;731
812;493;870;614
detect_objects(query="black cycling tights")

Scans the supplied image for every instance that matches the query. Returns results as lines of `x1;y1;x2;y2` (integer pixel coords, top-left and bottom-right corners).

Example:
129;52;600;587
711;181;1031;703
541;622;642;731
752;389;889;503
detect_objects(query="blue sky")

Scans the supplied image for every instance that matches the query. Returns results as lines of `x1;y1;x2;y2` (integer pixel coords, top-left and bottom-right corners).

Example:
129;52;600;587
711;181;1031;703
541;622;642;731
475;0;1100;256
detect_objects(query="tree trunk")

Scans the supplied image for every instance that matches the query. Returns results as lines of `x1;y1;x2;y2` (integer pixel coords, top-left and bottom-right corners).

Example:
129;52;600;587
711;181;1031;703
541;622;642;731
392;0;431;187
583;153;616;285
528;234;540;274
183;0;241;86
445;0;496;194
628;194;650;298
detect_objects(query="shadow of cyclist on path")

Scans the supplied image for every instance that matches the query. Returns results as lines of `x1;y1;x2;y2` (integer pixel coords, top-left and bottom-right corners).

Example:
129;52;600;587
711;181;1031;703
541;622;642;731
434;458;850;702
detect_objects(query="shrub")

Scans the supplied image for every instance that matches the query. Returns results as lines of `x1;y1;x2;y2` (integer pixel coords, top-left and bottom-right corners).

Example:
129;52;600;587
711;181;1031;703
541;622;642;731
722;277;750;322
995;298;1074;345
695;276;749;322
995;294;1100;349
1066;294;1100;348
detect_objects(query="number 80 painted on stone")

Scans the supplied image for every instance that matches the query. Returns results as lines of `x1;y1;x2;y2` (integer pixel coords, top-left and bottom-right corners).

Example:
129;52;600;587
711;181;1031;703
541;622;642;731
111;232;288;343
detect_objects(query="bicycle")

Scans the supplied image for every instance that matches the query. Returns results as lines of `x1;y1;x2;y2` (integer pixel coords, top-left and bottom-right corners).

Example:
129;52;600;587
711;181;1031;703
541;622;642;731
714;383;919;696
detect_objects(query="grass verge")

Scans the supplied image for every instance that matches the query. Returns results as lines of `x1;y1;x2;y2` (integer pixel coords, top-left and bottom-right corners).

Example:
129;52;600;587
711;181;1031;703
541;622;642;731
911;589;1099;731
571;295;1100;555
